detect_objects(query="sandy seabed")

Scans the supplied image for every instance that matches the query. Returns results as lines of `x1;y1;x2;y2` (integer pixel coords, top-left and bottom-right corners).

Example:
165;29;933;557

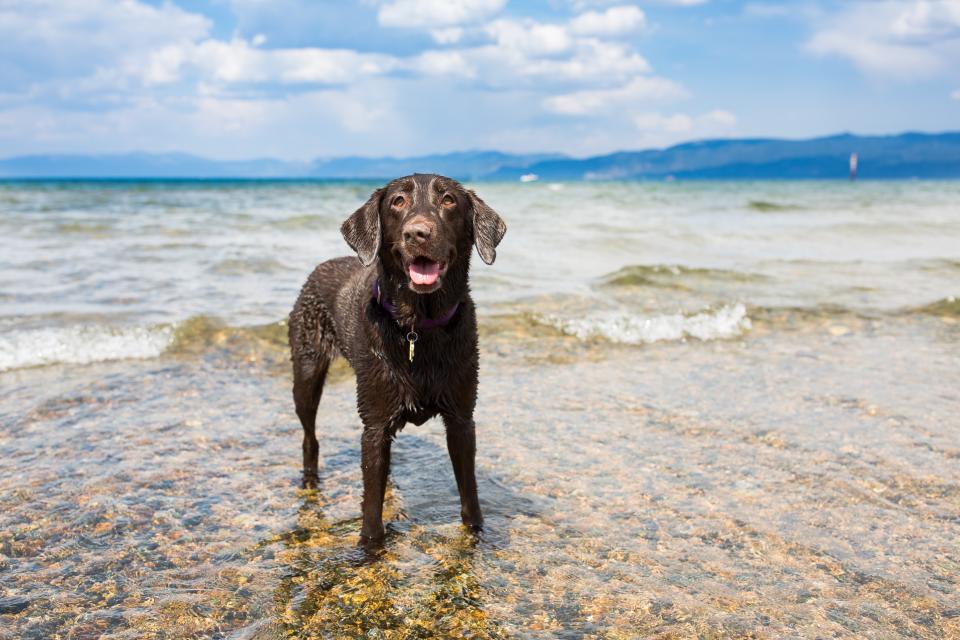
1;310;959;639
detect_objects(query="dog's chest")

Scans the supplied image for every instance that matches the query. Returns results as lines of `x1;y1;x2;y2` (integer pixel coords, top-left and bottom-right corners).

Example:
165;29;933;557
379;342;473;425
393;362;454;424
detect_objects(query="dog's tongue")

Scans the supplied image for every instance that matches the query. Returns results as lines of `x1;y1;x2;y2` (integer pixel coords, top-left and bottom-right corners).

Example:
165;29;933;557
409;258;440;286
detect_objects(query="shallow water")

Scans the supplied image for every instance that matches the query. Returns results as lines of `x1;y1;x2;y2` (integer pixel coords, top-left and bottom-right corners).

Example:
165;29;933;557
1;180;959;638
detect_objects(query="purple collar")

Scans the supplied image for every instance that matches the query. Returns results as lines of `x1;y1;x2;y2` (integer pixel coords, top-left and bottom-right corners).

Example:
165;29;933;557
373;279;460;330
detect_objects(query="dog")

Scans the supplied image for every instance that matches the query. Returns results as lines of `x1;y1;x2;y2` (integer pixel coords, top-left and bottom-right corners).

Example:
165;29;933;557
288;174;506;544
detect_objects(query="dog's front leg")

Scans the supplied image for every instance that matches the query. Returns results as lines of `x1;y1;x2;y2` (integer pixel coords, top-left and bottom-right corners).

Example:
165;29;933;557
442;415;483;532
359;423;393;544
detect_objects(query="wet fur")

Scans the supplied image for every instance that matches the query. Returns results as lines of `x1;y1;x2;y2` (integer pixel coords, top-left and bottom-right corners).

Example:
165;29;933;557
288;174;506;544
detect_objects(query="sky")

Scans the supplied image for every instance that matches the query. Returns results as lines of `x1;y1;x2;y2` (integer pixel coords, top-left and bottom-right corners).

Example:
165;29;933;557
1;0;959;160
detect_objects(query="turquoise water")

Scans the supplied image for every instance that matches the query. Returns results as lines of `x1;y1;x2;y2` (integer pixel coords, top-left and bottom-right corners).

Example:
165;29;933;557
1;180;958;638
1;179;958;369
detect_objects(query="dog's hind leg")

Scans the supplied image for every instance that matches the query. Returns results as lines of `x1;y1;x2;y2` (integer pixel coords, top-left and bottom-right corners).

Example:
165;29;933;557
293;357;329;488
289;306;336;489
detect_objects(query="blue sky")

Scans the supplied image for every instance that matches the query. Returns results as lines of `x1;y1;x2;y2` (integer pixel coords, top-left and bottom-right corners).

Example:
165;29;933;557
1;0;958;159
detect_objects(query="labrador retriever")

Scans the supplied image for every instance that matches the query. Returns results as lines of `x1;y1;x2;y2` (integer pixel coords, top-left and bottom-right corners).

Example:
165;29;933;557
288;174;506;544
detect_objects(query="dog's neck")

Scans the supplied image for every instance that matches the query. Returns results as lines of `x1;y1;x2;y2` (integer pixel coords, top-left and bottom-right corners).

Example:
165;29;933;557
376;259;469;329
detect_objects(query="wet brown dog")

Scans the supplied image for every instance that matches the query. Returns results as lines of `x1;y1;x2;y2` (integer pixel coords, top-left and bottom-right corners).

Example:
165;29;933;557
288;174;506;544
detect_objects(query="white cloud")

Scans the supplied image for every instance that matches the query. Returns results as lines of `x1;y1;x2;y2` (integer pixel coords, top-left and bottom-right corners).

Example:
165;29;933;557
807;32;940;77
570;6;646;36
623;109;737;152
889;1;960;40
500;39;649;86
0;0;703;158
633;110;736;134
430;27;464;44
571;0;706;8
634;112;693;133
544;76;687;115
807;0;960;78
142;38;399;87
0;0;210;88
0;82;405;158
701;109;737;127
411;50;476;77
952;89;960;101
378;0;507;28
486;19;573;56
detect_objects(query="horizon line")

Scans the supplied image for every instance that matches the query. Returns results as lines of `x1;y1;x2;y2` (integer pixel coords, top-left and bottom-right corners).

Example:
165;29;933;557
3;129;959;164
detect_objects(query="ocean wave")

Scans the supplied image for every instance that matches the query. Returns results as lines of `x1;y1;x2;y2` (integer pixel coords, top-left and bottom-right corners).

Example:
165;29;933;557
541;304;752;344
0;315;294;373
916;259;960;273
208;257;291;276
599;264;767;288
748;199;801;212
910;296;960;317
166;315;288;354
0;324;174;372
271;214;340;230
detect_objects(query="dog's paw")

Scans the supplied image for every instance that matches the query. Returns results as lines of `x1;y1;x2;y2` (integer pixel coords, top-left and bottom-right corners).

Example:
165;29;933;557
301;470;319;490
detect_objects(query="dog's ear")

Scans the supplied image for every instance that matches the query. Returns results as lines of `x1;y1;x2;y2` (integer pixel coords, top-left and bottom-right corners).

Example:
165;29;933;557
468;190;507;265
341;188;384;266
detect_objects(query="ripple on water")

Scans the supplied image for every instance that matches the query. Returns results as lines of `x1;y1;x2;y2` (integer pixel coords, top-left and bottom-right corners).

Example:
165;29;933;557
1;312;958;638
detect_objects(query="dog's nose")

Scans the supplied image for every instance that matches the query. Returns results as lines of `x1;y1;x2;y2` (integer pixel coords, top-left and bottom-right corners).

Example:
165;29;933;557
403;222;432;244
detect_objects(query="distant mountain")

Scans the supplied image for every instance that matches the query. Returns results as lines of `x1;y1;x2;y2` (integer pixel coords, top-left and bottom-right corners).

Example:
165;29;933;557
307;150;560;180
2;132;959;180
0;150;553;180
489;132;960;180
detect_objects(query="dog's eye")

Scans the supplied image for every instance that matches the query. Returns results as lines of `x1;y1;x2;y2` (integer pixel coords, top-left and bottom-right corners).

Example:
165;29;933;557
441;194;455;207
392;195;406;208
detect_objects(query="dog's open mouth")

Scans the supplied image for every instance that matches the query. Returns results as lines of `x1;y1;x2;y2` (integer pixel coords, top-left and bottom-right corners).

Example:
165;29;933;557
408;256;446;287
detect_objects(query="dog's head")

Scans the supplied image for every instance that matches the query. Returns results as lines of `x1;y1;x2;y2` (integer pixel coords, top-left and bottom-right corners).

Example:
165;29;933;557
341;174;506;294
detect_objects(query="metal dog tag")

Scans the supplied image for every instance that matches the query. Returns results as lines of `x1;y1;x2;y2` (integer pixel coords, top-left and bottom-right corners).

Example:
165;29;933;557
407;331;418;362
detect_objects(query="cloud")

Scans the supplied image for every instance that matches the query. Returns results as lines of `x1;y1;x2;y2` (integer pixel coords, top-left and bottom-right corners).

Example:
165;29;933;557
634;109;735;133
116;37;402;95
807;33;940;77
571;0;706;8
430;27;464;44
621;109;738;152
807;0;960;78
485;19;573;56
952;89;960;101
400;15;656;90
377;0;507;28
0;80;406;158
544;76;687;115
411;50;476;77
701;109;737;127
570;6;646;36
634;112;693;133
0;0;702;158
0;0;210;91
484;38;652;87
186;40;399;86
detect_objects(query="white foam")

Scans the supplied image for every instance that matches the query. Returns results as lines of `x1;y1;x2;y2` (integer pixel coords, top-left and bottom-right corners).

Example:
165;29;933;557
544;304;752;344
0;324;174;372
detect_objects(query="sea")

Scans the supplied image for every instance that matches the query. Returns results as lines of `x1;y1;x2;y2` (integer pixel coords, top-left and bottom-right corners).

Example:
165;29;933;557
1;179;958;638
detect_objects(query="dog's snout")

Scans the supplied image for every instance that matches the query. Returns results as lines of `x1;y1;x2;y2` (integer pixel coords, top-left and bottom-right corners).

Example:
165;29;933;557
403;221;433;244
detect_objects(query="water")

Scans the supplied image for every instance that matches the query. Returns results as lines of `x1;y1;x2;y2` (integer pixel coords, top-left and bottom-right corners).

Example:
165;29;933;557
1;180;958;638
